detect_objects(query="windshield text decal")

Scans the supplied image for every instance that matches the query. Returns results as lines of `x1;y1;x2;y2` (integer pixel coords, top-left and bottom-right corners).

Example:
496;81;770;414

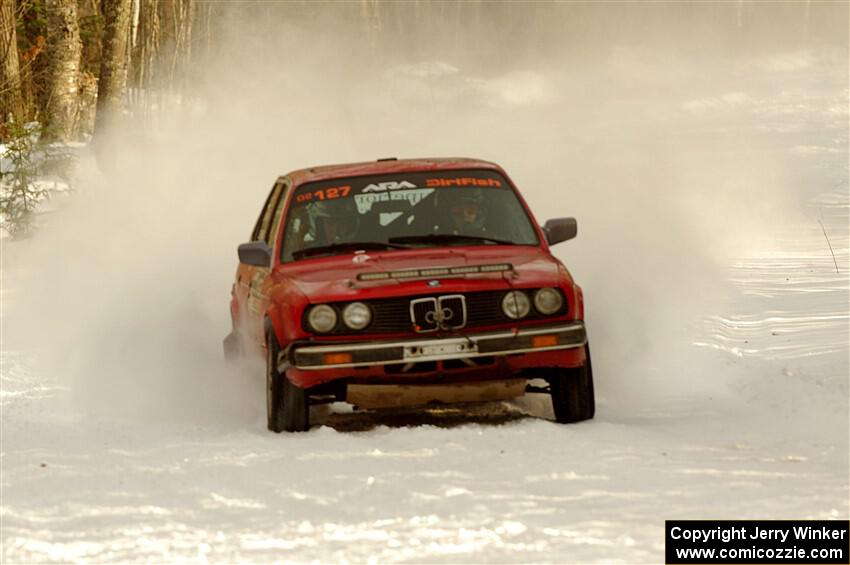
426;177;501;187
362;180;417;192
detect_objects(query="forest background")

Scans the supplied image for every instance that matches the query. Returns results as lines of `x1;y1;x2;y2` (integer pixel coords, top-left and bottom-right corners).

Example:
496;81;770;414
0;1;846;234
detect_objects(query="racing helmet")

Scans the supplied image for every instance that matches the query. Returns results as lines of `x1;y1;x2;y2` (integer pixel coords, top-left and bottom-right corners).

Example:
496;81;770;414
441;188;487;231
307;198;360;244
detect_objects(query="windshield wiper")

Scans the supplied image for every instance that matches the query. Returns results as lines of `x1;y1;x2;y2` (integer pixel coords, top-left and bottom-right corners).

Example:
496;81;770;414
292;241;408;260
388;233;517;247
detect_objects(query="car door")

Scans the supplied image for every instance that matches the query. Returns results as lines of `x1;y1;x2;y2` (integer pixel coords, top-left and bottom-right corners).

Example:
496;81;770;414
234;180;286;347
255;178;294;340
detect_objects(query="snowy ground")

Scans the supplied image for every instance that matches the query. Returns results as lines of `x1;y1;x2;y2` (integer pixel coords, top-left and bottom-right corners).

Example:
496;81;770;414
1;47;848;563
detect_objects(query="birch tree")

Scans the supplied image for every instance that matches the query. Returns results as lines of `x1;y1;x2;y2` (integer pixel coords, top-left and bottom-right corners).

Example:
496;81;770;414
94;0;132;138
134;0;160;93
130;0;160;120
159;0;195;99
129;0;195;121
1;0;24;129
44;0;82;142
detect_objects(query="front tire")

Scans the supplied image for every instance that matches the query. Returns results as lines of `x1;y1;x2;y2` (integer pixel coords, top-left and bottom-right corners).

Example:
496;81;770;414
549;344;595;423
266;332;310;433
266;334;285;432
282;375;309;432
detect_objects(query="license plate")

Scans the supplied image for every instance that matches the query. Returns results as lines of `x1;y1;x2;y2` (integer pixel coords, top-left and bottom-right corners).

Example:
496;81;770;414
409;341;477;358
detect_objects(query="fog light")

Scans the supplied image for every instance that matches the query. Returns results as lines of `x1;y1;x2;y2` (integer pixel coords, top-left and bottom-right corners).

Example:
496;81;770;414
532;335;558;348
324;353;352;365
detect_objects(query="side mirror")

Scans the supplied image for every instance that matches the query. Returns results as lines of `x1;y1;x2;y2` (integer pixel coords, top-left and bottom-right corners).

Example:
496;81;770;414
542;218;577;246
238;241;272;267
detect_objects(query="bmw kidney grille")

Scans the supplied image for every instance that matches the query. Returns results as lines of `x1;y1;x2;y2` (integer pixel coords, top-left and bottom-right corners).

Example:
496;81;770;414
410;295;467;333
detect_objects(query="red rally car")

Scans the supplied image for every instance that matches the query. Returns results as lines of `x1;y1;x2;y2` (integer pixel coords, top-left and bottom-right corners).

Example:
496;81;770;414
224;157;594;432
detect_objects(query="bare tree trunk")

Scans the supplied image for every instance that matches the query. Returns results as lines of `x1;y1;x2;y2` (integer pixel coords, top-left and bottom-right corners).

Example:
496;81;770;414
159;0;177;94
160;0;194;101
94;0;132;139
44;0;82;142
0;0;24;129
172;0;194;97
131;0;159;122
189;1;213;72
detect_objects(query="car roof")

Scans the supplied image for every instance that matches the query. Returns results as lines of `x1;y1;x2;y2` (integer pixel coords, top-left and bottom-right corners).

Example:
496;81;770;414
281;157;505;186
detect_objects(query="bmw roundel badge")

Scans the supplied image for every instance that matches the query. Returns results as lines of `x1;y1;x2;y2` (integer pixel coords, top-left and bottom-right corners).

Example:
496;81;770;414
427;280;441;288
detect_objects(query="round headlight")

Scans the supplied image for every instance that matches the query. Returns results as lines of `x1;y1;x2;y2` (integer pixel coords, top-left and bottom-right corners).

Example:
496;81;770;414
501;291;531;320
534;287;563;315
342;302;371;330
307;304;337;333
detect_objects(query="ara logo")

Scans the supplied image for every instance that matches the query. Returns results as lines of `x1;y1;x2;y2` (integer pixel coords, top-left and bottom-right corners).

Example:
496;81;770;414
362;180;417;192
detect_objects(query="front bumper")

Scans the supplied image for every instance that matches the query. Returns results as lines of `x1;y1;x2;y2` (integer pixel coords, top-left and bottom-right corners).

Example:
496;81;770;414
282;322;586;372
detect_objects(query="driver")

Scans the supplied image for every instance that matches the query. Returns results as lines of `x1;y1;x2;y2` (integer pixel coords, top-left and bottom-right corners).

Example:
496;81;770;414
306;199;360;245
444;188;488;235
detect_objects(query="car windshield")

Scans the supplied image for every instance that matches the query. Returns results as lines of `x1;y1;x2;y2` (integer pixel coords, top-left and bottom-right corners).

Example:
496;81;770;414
280;169;539;262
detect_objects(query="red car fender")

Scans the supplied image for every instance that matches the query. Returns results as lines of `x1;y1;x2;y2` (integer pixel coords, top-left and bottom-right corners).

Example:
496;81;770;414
554;262;584;321
265;277;310;346
573;284;584;321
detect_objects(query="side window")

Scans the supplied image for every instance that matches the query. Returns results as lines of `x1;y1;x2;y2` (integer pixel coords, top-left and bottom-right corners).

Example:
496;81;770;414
250;181;285;242
265;179;291;249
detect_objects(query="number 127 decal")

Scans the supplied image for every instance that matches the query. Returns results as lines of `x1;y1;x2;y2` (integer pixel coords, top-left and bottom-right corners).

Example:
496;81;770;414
295;185;352;203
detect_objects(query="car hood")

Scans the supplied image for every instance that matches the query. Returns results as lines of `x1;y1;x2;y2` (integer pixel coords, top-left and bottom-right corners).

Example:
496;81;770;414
278;246;564;302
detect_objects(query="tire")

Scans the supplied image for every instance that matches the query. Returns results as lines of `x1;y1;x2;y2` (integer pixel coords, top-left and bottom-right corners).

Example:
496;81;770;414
549;344;595;423
266;334;285;433
266;332;310;433
282;375;310;432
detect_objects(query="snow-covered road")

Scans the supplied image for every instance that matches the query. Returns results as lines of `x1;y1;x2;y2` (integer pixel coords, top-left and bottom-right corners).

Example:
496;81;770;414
2;291;847;564
2;45;848;563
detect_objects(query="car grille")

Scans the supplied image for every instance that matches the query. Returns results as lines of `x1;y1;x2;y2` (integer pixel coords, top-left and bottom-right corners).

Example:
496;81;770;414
322;289;566;335
410;295;466;332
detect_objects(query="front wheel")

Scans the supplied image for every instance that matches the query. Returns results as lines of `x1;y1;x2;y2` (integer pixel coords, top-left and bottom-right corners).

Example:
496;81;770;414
282;375;309;432
266;334;285;432
549;344;595;423
266;333;310;433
